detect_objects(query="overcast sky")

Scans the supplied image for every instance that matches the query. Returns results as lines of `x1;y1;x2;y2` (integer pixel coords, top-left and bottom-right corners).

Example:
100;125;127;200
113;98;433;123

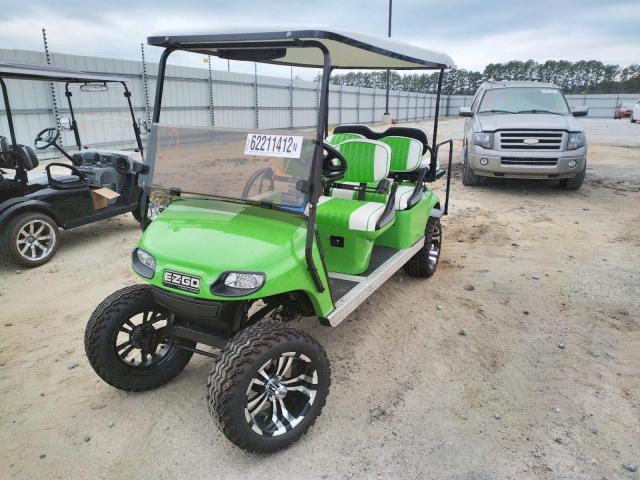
0;0;638;78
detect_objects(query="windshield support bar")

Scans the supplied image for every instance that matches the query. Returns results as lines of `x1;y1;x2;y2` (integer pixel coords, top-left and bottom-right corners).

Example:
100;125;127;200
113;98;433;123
64;84;82;150
304;40;331;293
428;68;444;181
0;78;17;147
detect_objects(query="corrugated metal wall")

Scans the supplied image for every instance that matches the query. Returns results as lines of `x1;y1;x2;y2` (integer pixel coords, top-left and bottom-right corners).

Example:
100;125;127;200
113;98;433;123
1;48;638;158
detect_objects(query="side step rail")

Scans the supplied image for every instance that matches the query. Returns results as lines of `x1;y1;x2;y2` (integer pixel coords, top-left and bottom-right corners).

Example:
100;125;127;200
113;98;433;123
325;238;425;327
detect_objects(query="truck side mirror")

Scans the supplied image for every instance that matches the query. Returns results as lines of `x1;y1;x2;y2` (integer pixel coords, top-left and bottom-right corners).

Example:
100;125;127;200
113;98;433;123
572;106;588;117
459;106;473;117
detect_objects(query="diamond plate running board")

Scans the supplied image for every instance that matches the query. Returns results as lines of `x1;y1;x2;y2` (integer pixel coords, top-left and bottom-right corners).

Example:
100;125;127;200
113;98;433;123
325;237;425;327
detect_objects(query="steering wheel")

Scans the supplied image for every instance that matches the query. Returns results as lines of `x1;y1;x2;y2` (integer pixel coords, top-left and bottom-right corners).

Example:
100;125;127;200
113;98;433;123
34;127;61;150
321;142;347;182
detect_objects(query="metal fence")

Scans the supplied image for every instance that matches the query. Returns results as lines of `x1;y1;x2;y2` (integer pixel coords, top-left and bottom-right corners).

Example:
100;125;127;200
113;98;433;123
1;48;638;157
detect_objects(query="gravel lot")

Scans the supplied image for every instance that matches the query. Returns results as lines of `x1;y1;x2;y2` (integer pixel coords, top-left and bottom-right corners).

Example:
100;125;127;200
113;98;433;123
1;117;638;479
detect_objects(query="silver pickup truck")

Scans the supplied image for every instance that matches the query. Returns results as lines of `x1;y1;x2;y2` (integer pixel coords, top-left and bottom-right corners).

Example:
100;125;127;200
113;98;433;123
459;80;588;189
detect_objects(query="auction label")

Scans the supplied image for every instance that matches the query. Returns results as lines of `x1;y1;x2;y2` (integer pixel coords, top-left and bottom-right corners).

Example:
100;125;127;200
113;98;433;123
245;133;303;158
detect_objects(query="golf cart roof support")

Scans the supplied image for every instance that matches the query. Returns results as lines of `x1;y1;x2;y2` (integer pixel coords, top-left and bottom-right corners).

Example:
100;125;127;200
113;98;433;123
64;87;82;150
0;78;17;147
429;68;445;181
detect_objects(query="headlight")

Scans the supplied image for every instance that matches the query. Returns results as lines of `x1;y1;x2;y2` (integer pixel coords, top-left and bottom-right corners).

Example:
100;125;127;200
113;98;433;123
473;132;494;149
132;248;156;278
148;190;173;220
211;272;265;296
567;132;586;150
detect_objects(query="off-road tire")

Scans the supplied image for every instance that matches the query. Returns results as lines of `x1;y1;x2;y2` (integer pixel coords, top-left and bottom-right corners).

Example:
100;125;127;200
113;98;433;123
462;149;481;186
207;321;330;453
404;216;442;278
559;164;586;190
1;211;60;267
85;284;195;392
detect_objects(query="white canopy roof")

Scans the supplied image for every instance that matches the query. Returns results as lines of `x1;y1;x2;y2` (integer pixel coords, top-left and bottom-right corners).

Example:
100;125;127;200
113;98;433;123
148;25;454;70
0;61;129;83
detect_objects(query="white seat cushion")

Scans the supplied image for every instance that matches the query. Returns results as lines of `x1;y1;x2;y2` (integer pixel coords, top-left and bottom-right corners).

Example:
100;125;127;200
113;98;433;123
316;196;386;232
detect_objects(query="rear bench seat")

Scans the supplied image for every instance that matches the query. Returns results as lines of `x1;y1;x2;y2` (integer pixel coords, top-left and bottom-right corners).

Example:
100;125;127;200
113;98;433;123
328;133;425;211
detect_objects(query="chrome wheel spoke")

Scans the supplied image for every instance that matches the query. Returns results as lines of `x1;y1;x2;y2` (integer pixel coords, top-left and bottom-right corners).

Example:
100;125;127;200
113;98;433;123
245;352;318;437
247;392;268;416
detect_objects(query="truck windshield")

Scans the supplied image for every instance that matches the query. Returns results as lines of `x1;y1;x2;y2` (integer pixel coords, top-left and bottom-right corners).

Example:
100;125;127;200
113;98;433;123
479;87;570;115
142;124;315;213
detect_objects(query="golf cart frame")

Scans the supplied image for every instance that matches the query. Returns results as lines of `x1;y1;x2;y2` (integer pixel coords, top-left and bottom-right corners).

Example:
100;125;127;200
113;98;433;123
145;31;454;330
0;62;146;266
86;27;455;452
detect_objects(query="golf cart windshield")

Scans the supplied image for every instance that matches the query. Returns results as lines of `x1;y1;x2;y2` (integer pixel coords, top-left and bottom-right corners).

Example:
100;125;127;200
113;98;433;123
142;124;315;212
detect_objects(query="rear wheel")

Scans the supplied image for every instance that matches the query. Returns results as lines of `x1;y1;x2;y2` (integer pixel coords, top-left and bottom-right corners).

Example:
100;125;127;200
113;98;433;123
85;284;195;391
404;216;442;278
1;211;59;267
462;149;481;186
207;321;330;453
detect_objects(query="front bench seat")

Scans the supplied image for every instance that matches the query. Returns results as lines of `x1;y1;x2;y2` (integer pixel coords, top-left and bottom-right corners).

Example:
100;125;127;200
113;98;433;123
316;139;394;274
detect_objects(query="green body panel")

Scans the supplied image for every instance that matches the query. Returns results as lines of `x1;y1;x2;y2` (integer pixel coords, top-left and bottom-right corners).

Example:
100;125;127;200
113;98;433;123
375;191;438;249
379;137;414;172
136;199;334;317
316;219;393;275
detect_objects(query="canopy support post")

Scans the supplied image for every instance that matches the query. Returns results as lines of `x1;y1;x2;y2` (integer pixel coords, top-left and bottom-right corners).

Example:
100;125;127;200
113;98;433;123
429;68;444;181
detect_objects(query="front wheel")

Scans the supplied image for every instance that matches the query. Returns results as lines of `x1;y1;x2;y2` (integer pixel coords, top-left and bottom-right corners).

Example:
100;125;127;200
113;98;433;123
85;284;195;391
559;164;586;190
462;149;481;186
1;211;59;267
207;321;330;453
404;216;442;278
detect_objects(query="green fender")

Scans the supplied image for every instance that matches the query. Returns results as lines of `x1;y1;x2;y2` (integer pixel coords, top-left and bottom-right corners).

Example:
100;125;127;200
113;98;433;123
135;198;334;317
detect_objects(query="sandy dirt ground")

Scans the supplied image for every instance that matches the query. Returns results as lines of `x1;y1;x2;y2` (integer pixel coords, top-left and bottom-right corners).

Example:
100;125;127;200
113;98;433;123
0;118;638;479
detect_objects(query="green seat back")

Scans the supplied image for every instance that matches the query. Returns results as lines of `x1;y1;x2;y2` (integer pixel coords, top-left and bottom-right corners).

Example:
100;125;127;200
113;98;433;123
379;136;423;172
336;139;391;183
326;132;364;145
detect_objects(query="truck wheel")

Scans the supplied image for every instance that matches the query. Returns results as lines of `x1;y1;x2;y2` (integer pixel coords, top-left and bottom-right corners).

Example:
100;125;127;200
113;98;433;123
207;321;330;453
1;211;59;267
85;284;195;391
404;216;442;278
559;165;586;190
462;149;481;186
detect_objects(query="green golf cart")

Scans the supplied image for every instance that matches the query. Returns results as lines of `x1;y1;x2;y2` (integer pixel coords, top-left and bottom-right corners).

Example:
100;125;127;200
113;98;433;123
85;26;454;452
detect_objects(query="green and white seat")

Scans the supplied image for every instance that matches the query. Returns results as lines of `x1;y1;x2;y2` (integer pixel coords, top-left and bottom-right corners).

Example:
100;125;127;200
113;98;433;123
329;135;425;211
326;132;364;145
315;139;394;274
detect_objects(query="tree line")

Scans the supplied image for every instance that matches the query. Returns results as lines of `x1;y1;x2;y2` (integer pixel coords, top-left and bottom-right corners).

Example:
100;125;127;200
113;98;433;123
328;60;640;95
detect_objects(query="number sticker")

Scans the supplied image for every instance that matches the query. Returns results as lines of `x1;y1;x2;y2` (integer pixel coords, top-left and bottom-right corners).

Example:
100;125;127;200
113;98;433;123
244;134;303;159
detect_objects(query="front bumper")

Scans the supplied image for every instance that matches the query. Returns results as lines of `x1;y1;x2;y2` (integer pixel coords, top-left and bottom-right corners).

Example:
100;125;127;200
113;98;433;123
468;147;586;179
151;286;244;333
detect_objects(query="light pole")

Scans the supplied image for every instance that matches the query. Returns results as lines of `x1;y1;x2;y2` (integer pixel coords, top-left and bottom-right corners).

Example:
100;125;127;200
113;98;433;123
383;0;392;122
